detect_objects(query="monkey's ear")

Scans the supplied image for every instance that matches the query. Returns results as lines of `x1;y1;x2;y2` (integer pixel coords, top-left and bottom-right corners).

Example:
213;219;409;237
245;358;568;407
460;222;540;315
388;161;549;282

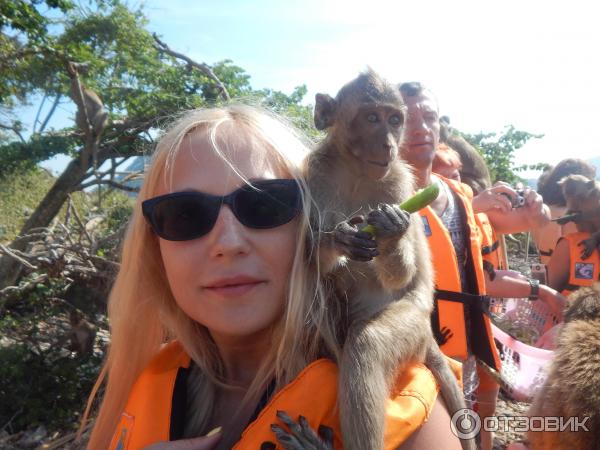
588;180;600;198
314;93;337;130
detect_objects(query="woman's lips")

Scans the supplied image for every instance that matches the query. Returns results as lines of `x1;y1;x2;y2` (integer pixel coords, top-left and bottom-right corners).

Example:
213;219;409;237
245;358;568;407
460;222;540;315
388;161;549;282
204;281;265;296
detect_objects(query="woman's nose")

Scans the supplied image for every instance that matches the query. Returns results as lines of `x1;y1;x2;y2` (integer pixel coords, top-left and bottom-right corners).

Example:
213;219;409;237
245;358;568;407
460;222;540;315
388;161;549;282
207;206;251;258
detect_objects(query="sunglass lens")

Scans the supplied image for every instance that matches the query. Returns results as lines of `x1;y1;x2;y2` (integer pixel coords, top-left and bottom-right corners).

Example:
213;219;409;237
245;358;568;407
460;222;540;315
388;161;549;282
152;195;216;240
235;181;301;228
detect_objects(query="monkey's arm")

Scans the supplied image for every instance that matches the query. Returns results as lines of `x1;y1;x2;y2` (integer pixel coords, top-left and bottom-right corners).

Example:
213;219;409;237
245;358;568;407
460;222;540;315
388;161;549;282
269;411;334;450
578;230;600;260
313;215;378;275
366;204;421;292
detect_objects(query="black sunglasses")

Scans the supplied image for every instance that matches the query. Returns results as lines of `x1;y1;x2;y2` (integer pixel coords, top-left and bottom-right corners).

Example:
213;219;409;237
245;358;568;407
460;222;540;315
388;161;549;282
142;179;302;241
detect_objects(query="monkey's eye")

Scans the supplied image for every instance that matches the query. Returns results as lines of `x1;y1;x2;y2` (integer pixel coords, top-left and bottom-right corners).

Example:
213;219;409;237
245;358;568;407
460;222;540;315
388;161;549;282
366;113;378;123
388;114;402;126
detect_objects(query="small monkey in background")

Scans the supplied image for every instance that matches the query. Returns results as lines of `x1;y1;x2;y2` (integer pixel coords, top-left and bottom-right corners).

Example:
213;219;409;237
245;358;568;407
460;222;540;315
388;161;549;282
439;115;492;193
69;310;97;358
273;70;471;450
527;283;600;450
559;174;600;259
66;62;108;168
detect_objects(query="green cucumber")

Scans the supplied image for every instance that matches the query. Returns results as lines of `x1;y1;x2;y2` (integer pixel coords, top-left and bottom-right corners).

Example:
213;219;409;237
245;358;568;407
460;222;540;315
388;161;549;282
360;183;440;236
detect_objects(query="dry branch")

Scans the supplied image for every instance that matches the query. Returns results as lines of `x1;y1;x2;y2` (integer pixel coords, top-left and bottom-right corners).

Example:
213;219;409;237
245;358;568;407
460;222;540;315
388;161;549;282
152;33;230;101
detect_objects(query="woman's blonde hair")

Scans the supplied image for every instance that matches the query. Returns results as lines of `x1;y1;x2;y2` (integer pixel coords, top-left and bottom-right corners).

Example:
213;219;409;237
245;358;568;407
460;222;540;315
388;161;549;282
83;104;338;449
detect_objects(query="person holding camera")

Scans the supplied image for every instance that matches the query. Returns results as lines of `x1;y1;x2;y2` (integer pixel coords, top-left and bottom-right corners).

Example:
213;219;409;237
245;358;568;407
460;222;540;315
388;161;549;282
430;120;566;450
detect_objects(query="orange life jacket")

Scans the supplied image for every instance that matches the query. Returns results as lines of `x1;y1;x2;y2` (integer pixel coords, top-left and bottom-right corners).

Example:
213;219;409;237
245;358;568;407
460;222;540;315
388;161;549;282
475;212;506;270
109;341;462;450
420;177;501;371
560;231;600;296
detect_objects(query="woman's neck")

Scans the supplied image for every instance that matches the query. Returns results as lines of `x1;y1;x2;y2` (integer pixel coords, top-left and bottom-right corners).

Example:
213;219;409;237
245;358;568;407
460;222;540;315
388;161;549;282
210;327;273;386
207;327;274;450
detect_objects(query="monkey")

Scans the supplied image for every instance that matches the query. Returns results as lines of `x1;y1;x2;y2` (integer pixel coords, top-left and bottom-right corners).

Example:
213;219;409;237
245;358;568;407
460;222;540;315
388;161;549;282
273;69;472;450
439;115;492;194
66;61;109;171
559;174;600;259
526;283;600;450
68;310;97;358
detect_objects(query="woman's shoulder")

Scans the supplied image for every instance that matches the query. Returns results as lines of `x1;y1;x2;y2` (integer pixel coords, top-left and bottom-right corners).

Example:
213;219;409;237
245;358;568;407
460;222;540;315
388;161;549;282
143;340;191;374
241;358;444;449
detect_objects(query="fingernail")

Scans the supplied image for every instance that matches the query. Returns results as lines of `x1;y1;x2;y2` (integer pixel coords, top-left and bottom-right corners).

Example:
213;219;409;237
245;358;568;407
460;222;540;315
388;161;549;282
205;426;222;437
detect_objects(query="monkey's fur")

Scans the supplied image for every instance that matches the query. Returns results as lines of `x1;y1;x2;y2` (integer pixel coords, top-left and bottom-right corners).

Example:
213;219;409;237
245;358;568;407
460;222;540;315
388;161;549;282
440;116;492;194
527;283;600;450
66;62;108;170
68;310;96;358
291;70;471;450
559;174;600;259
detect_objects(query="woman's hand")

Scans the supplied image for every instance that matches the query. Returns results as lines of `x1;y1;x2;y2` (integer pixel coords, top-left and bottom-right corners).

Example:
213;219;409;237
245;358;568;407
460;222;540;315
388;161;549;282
143;429;222;450
521;187;551;228
539;285;568;322
472;184;516;213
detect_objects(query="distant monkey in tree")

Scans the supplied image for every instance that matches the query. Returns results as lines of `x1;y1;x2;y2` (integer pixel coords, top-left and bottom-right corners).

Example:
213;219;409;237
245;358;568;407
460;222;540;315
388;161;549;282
69;310;97;358
439;115;492;193
527;283;600;450
274;70;471;450
66;62;108;169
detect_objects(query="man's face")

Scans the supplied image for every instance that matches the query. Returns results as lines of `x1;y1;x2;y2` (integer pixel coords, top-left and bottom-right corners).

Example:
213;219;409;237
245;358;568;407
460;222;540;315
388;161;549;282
399;91;440;170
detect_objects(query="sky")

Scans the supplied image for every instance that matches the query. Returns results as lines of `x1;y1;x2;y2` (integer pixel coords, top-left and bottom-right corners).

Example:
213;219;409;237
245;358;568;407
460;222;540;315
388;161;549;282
38;0;600;179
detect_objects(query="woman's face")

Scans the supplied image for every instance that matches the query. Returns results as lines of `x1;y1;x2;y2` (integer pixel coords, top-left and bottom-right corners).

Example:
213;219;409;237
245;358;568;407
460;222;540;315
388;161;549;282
157;125;299;341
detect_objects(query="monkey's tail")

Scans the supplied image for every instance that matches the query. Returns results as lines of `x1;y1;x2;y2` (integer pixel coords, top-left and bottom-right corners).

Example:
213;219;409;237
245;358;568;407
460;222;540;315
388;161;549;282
425;343;477;450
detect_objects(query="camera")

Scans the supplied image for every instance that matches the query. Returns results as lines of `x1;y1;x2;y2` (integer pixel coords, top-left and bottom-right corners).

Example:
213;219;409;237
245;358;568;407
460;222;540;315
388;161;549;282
514;189;526;207
530;263;547;285
500;190;525;208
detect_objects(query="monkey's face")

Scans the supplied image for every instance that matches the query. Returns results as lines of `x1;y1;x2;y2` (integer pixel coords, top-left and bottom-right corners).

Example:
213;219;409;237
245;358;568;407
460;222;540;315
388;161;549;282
345;103;404;180
399;93;440;171
561;175;600;232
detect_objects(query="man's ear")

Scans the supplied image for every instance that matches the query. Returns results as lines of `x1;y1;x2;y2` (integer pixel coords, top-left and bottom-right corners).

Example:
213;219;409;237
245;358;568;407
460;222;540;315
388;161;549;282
314;93;337;130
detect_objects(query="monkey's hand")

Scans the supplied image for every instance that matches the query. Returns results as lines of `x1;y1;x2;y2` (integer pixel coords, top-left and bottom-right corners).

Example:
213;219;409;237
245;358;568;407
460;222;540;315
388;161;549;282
434;326;454;346
578;232;600;260
332;216;379;262
269;411;334;450
366;204;410;240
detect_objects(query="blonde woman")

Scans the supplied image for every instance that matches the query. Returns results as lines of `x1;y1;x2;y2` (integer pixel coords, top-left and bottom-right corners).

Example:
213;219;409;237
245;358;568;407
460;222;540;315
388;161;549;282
82;105;461;450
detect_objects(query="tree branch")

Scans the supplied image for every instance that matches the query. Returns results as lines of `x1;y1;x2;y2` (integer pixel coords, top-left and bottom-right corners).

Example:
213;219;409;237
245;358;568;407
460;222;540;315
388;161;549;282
0;122;25;143
39;94;62;134
79;179;140;193
0;245;38;270
152;33;230;101
66;62;95;169
33;93;47;133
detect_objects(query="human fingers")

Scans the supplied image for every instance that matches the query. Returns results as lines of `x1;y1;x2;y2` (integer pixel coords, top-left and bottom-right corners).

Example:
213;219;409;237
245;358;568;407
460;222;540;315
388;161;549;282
523;188;541;206
489;184;518;198
493;193;513;212
142;428;221;450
